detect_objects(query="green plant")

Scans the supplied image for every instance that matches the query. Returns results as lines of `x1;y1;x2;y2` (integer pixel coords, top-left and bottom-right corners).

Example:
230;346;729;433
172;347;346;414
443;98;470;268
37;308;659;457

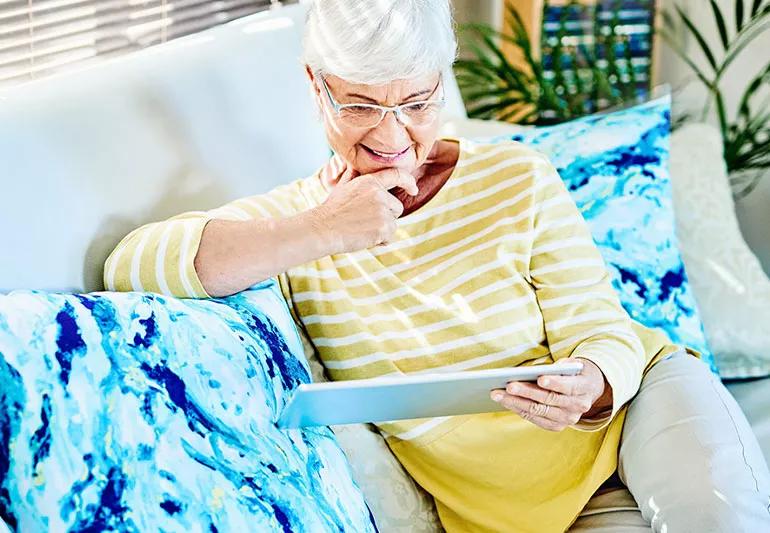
454;0;651;125
661;0;769;198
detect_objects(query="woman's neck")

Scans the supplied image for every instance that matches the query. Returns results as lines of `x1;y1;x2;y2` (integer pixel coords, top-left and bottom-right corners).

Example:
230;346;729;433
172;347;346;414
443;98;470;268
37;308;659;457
413;138;459;182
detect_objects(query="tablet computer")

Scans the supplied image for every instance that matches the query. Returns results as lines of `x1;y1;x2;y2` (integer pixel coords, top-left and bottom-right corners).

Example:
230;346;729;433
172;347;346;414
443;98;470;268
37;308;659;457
276;361;583;429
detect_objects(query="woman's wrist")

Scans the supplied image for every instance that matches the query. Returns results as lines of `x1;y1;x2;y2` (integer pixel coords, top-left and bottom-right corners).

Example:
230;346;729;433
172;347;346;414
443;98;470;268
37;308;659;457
574;357;614;418
301;206;340;257
584;376;613;418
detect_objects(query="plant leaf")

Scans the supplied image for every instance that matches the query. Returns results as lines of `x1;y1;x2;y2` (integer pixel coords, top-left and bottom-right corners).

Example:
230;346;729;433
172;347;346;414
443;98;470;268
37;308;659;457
716;12;770;81
662;9;678;30
737;61;770;119
715;91;729;138
477;31;533;97
659;28;715;89
467;96;529;120
503;2;543;82
675;5;718;71
709;0;730;49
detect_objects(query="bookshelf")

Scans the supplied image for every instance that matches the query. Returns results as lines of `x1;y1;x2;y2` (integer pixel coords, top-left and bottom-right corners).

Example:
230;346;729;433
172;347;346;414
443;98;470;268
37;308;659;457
502;0;661;115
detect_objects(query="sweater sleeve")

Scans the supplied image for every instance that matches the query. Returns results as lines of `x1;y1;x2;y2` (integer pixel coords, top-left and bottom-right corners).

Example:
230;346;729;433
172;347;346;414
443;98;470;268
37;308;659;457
103;182;304;299
527;157;646;432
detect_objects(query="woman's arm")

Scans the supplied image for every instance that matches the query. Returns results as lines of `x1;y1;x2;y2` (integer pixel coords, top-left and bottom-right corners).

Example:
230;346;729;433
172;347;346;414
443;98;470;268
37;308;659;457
193;213;333;297
103;167;417;298
526;158;646;431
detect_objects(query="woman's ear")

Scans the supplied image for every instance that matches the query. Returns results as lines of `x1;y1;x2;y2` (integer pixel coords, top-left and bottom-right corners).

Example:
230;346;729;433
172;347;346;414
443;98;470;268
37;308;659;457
305;65;324;117
305;65;320;97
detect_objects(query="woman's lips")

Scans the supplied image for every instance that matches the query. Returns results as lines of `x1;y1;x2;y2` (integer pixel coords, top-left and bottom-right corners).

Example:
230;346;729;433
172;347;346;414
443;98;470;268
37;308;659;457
361;144;410;163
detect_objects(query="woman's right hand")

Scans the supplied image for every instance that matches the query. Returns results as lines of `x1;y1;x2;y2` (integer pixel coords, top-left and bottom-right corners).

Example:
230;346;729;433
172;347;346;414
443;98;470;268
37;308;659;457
311;162;419;254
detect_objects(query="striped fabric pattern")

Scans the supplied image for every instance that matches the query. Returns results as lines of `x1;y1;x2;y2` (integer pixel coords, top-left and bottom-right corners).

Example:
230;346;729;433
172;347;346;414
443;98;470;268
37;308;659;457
105;139;652;445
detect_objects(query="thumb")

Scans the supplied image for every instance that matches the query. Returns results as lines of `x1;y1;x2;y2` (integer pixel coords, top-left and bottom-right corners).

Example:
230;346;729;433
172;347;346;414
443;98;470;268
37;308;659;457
555;357;585;373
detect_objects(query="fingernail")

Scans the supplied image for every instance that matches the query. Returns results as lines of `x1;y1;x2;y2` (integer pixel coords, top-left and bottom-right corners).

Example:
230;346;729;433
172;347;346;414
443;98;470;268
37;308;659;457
506;384;517;394
492;392;503;402
541;378;550;386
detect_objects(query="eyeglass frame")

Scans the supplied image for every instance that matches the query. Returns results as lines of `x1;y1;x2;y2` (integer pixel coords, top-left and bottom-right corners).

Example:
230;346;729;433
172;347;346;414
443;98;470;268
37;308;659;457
317;72;446;128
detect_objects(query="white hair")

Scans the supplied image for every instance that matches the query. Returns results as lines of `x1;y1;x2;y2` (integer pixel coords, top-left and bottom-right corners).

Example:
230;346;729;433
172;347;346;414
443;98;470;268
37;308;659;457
302;0;457;85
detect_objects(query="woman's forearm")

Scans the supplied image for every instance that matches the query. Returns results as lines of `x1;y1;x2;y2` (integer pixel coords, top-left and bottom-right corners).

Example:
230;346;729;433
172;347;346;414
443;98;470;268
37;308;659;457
194;208;334;297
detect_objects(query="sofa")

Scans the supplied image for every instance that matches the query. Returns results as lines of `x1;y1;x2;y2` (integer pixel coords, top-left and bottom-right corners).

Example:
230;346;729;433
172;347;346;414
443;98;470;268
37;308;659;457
1;3;768;531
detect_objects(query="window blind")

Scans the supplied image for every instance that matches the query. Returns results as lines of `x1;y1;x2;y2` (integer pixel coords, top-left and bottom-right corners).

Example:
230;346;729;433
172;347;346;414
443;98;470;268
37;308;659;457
0;0;292;88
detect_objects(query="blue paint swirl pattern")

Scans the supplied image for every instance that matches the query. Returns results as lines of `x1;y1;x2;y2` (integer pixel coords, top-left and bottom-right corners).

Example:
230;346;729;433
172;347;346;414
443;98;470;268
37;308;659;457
0;279;376;532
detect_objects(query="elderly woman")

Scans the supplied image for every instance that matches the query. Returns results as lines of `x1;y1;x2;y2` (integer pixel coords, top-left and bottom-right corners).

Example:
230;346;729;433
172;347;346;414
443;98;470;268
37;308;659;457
105;1;770;531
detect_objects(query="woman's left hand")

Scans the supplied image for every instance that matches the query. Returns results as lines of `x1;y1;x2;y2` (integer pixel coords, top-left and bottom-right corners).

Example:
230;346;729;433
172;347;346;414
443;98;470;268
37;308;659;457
490;357;612;432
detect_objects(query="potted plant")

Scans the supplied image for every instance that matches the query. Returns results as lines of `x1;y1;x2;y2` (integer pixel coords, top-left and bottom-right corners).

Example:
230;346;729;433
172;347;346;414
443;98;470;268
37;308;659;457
661;0;769;197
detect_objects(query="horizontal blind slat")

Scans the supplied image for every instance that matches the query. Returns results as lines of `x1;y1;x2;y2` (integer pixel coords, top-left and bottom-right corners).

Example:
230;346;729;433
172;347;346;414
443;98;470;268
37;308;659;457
0;0;266;55
1;0;283;87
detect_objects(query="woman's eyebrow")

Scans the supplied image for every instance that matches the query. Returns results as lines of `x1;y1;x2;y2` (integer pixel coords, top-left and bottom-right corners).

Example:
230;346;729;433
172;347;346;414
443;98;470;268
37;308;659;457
343;88;433;103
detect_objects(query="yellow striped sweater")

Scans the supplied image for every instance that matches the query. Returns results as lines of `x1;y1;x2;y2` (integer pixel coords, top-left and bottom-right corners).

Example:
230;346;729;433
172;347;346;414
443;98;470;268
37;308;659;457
105;138;686;532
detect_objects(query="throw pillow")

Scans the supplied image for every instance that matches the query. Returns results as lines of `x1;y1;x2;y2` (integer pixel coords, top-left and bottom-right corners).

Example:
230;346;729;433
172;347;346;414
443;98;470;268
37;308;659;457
0;279;376;532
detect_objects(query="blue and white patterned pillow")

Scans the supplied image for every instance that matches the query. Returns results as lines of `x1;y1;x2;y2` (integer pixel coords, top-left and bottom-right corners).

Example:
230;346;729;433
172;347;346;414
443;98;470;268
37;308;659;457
0;279;377;532
487;96;715;372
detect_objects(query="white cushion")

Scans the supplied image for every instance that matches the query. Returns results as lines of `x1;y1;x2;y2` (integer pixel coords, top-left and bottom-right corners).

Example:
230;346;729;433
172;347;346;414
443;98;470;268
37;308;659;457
669;124;770;378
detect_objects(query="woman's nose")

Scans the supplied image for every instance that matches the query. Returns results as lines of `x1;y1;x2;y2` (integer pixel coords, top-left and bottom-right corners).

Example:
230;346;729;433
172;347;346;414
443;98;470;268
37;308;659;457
374;109;410;144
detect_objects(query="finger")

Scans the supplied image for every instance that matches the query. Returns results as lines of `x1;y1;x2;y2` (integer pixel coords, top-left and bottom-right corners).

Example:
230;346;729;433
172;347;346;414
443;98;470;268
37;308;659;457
370;168;418;196
504;381;568;407
320;158;336;184
339;164;359;186
517;410;569;432
380;193;404;218
501;400;568;432
536;374;590;397
553;357;585;374
493;392;579;426
330;155;342;175
375;219;398;246
324;155;358;187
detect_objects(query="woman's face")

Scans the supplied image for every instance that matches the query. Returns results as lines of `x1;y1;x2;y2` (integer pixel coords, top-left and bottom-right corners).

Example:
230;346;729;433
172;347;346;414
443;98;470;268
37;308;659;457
307;68;443;177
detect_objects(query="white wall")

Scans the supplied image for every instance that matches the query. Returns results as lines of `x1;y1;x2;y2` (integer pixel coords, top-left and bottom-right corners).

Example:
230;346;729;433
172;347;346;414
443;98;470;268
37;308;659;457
453;0;503;32
451;0;770;273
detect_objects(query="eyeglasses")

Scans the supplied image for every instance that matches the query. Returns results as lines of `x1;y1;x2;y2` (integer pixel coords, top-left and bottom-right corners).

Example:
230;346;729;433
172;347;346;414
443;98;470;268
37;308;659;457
319;74;446;129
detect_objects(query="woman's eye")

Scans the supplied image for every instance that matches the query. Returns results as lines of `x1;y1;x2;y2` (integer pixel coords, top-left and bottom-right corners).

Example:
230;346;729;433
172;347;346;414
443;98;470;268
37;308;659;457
406;102;429;112
342;105;378;117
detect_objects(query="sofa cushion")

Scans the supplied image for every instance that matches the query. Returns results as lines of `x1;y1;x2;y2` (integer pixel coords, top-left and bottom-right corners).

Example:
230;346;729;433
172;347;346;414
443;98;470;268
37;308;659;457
0;280;376;532
669;124;770;378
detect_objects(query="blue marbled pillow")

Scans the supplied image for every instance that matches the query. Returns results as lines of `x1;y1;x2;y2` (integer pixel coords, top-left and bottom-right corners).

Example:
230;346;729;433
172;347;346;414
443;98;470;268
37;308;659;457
487;96;715;372
0;280;377;532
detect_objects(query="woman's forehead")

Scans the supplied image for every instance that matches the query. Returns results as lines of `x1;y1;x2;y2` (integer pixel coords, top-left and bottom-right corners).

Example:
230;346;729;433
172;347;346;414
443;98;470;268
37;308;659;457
325;72;441;101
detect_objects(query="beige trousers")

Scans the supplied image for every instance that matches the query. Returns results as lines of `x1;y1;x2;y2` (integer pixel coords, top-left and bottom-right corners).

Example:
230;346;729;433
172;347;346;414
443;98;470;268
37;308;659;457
570;351;770;532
